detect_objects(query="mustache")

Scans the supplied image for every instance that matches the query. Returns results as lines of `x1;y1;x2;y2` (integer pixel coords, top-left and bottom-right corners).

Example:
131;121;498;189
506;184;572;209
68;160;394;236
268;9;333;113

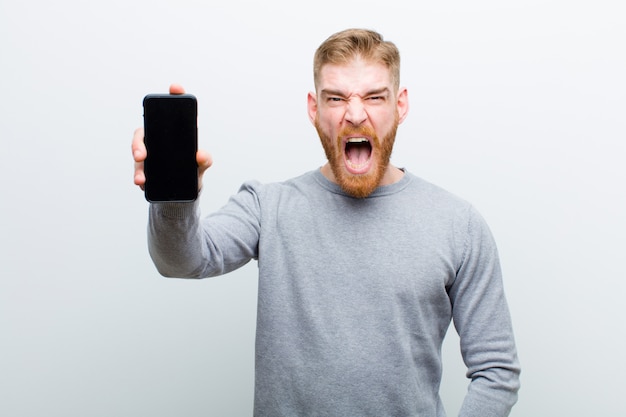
337;125;377;143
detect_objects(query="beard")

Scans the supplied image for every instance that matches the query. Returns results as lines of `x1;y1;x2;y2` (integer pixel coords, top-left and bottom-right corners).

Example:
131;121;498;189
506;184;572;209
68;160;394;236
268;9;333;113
315;115;399;198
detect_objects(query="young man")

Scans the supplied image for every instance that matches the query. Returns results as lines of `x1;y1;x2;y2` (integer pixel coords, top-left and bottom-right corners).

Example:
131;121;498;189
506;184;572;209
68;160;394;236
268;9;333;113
132;29;520;416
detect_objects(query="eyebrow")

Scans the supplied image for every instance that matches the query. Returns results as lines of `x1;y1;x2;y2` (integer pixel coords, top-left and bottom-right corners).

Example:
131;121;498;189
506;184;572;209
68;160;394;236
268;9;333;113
321;87;390;98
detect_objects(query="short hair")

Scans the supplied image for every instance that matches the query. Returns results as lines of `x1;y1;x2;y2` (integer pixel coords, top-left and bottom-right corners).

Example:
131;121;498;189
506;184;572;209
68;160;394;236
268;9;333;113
313;28;401;91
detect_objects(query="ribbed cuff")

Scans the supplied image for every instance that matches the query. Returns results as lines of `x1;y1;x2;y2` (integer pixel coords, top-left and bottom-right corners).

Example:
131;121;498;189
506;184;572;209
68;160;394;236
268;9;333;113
151;200;198;219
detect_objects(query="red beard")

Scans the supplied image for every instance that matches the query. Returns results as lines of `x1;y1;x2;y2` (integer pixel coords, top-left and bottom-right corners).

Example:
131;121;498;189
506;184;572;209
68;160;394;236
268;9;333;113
315;116;398;198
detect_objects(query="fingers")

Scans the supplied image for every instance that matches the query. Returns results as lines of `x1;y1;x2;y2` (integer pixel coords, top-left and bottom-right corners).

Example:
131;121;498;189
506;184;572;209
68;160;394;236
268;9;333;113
132;127;146;188
197;149;213;190
132;127;146;161
197;149;213;174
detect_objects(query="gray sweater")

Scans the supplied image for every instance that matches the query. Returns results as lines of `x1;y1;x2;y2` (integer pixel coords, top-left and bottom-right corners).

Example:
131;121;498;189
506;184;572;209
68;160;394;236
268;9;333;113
148;169;520;416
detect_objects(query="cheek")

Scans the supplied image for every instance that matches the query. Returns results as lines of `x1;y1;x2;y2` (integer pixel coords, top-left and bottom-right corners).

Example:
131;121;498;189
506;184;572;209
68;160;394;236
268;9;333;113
317;114;341;137
370;107;393;121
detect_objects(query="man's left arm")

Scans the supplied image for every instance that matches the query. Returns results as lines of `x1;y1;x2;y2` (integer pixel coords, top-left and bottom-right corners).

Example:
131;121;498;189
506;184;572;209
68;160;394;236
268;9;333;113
448;206;521;417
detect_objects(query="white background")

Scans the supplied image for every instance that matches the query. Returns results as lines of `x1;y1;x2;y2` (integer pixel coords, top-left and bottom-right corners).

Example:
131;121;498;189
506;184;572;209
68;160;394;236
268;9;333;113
1;0;624;415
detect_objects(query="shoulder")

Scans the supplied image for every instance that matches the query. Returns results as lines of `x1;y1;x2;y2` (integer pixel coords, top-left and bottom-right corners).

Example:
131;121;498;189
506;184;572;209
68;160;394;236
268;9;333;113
402;171;474;215
401;172;495;242
237;170;322;200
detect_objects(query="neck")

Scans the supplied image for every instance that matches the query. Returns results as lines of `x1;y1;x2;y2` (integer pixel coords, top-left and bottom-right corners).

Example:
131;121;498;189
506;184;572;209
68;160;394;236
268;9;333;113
378;164;404;186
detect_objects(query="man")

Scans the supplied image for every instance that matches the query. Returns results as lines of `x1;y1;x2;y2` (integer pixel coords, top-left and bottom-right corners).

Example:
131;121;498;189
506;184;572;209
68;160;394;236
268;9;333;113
132;29;520;416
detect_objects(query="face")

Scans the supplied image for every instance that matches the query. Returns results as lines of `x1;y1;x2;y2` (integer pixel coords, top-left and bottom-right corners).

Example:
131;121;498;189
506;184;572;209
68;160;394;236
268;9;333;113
308;57;409;198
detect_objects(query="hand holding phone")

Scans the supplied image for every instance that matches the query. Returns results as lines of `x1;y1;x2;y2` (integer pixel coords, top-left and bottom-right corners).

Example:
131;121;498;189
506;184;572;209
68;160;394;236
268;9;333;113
142;93;198;202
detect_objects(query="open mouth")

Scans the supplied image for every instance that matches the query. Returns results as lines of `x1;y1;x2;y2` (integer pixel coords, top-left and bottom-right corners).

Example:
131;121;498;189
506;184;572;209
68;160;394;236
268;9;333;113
344;137;373;173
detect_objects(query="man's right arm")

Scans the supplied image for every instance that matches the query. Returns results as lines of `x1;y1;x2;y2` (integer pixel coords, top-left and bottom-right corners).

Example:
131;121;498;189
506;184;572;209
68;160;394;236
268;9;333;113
132;84;216;277
146;181;262;278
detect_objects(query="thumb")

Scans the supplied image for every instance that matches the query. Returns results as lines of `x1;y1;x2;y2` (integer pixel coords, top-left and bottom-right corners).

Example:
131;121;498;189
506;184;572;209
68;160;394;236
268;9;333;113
169;83;186;95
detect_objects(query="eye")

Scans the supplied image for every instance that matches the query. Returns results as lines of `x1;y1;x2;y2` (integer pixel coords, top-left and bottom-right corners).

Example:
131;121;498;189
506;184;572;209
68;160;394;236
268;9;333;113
326;96;346;107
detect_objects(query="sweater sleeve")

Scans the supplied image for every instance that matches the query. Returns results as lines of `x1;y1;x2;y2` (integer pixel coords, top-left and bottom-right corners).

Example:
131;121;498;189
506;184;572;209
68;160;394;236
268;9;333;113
448;206;521;417
147;182;262;278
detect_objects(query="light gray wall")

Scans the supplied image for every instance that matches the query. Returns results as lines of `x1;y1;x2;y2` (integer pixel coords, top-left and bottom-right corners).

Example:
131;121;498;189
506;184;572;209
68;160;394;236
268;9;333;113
1;1;624;416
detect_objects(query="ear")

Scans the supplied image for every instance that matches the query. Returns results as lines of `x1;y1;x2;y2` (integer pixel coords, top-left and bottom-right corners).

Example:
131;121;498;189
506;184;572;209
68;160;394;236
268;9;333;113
396;87;409;124
307;91;318;124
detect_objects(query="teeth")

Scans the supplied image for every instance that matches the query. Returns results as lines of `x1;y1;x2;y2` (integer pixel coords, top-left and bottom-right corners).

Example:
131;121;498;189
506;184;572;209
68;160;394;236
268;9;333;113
347;137;369;143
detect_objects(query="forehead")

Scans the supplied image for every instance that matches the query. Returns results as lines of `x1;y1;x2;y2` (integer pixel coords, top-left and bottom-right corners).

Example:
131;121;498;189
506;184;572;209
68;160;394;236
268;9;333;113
317;58;393;95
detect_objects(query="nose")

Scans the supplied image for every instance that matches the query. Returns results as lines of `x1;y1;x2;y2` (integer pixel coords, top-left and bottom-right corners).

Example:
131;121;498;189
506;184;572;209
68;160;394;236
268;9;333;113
344;97;368;126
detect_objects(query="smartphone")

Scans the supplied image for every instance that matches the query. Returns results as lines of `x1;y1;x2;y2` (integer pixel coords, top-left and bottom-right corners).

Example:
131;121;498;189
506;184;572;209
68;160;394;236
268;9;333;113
143;94;198;202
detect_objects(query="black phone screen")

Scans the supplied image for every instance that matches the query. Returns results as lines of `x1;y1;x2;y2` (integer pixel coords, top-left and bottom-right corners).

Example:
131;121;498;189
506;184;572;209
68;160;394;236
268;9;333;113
143;94;198;202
